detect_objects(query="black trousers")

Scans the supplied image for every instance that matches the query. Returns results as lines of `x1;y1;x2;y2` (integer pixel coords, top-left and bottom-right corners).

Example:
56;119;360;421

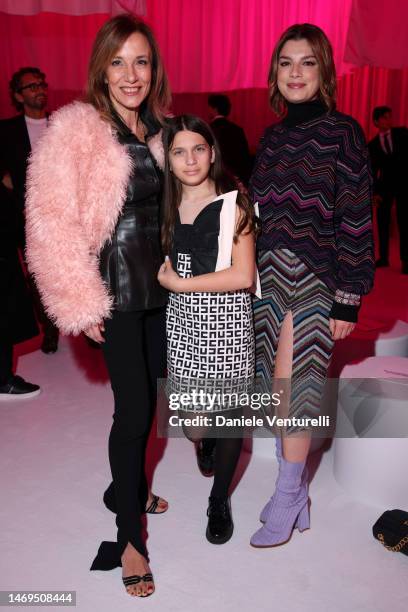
91;307;166;569
0;341;13;385
28;274;59;341
377;192;408;263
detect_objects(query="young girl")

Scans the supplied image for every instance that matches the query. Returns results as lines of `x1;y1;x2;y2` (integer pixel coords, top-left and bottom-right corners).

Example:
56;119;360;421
157;114;259;544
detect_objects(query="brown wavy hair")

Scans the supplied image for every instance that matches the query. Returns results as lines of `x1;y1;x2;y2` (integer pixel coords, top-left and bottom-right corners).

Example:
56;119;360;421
86;14;171;130
268;23;336;117
162;114;258;256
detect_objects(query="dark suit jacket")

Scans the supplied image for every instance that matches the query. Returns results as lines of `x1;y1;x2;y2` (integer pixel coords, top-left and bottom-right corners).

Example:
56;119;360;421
368;126;408;196
0;181;39;344
0;114;32;210
0;114;32;245
210;117;251;184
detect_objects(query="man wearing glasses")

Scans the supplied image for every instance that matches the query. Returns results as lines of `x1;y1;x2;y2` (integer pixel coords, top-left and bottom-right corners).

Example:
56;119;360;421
0;67;59;356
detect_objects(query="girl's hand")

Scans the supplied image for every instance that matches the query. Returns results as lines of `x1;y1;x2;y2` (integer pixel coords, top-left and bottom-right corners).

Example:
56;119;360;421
157;256;182;291
329;318;356;341
84;322;105;343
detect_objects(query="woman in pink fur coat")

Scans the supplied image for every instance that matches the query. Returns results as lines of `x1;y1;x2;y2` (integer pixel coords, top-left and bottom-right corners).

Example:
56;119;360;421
26;15;171;598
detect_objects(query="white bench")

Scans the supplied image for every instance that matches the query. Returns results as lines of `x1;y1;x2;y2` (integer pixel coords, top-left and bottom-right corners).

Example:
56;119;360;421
333;356;408;508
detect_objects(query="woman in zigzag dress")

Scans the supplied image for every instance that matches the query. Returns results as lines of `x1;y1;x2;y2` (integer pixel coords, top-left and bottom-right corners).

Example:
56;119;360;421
249;23;375;547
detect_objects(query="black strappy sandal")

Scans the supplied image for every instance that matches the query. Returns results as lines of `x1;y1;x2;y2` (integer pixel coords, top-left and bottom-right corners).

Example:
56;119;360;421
146;494;168;514
104;484;168;515
123;573;154;597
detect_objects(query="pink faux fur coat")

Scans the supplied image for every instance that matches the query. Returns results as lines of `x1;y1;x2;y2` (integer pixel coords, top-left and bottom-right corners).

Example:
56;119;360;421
25;101;164;335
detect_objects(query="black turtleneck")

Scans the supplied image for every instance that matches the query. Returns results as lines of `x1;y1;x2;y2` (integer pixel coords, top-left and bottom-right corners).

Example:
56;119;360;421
253;97;369;323
282;99;328;127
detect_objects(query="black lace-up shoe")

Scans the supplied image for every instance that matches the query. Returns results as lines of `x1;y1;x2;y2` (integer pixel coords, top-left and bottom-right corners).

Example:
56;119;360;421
206;496;233;544
0;375;41;399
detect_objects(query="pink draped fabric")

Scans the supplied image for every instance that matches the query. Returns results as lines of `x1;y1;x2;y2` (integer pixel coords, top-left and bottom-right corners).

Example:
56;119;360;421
0;0;146;16
0;1;407;149
0;12;108;115
145;0;354;91
345;0;408;68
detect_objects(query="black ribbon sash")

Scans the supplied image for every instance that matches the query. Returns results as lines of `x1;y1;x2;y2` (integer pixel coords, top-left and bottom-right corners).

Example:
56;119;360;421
171;199;223;276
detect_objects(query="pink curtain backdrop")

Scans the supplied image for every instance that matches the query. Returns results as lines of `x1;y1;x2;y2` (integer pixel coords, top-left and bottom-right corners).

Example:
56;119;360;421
1;1;407;149
0;0;146;16
345;0;408;68
145;0;354;91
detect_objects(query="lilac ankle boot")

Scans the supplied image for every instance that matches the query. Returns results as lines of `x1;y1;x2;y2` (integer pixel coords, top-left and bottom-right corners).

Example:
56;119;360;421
259;438;308;523
251;457;309;547
259;437;282;522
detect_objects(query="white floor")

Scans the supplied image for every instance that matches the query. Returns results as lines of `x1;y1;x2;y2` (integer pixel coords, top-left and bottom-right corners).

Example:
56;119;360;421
1;336;407;612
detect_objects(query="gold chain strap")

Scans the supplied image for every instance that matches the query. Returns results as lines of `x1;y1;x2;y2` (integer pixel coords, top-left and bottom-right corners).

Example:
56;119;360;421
377;520;408;552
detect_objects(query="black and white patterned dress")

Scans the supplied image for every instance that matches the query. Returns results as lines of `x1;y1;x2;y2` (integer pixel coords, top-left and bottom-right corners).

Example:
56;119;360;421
166;197;255;407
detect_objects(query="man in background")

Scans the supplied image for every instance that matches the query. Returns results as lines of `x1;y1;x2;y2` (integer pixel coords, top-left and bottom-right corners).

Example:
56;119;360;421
0;181;40;398
368;106;408;274
208;93;252;186
0;67;59;352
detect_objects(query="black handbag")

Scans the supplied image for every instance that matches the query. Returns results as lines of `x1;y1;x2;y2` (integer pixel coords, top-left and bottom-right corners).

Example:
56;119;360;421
373;509;408;555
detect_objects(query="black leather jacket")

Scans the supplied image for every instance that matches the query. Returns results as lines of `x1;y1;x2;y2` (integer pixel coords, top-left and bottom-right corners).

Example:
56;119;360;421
99;132;167;311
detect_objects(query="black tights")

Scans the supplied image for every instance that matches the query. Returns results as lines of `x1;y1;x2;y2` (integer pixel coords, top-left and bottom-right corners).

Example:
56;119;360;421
211;436;243;498
90;308;166;570
184;409;243;499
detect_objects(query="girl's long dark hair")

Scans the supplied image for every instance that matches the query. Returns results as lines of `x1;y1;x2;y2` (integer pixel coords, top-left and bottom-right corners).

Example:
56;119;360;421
162;114;258;255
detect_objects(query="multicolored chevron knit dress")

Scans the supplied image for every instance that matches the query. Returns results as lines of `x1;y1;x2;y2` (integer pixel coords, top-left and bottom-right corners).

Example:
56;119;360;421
250;100;375;420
